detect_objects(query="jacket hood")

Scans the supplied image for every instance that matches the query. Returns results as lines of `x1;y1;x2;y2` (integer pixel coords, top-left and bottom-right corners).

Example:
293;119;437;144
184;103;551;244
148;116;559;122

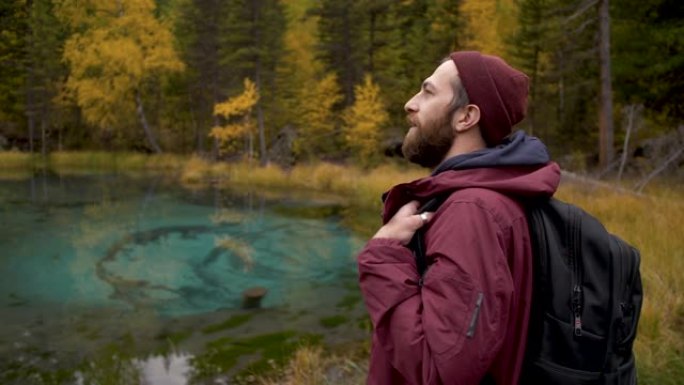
433;130;550;174
381;131;560;222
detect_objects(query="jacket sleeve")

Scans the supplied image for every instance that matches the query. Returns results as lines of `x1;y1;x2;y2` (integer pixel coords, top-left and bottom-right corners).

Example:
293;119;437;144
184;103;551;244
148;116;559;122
358;200;515;385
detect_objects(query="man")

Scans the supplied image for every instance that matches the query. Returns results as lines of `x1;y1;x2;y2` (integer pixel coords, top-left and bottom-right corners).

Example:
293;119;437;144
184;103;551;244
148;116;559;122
356;51;561;385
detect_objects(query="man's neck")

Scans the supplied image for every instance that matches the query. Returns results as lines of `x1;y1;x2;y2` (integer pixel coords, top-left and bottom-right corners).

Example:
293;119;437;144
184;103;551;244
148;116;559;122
439;132;487;166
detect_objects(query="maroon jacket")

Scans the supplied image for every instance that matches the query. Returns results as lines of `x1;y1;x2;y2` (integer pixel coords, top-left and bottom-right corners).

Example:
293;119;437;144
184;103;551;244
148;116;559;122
357;163;561;385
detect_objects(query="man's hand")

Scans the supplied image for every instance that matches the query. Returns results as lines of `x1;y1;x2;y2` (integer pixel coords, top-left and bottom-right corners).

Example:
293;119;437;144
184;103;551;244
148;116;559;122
372;200;434;245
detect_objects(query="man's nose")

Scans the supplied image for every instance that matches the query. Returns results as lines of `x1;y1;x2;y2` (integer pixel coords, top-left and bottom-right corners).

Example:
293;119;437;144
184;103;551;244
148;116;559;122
404;95;418;113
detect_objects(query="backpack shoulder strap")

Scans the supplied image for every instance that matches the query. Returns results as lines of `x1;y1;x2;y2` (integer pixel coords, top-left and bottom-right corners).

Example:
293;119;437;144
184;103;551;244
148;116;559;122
410;195;449;276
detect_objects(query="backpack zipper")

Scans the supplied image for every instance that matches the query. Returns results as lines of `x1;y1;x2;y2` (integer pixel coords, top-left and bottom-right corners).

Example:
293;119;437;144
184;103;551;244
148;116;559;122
616;238;638;344
570;207;584;337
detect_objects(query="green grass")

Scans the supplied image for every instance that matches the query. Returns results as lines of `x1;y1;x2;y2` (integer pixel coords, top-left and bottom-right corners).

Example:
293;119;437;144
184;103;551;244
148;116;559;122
336;293;362;311
190;331;323;382
201;313;253;334
319;315;349;329
155;328;194;345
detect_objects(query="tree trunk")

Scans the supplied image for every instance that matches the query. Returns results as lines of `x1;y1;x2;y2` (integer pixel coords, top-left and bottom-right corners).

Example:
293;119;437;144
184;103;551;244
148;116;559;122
212;114;219;160
253;0;268;166
617;104;637;181
598;0;614;168
28;112;35;153
257;102;266;165
26;0;34;154
369;11;376;74
135;89;162;153
40;116;47;156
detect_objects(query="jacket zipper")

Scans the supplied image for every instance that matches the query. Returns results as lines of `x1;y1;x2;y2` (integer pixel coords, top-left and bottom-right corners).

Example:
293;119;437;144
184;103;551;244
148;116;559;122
467;292;484;338
418;264;431;287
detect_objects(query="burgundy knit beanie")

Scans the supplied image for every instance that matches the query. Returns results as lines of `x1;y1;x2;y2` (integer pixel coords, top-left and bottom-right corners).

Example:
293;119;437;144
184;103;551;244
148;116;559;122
450;51;529;146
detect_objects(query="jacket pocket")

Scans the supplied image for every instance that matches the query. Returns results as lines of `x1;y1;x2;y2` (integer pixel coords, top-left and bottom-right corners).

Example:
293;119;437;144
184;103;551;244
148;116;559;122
421;268;478;357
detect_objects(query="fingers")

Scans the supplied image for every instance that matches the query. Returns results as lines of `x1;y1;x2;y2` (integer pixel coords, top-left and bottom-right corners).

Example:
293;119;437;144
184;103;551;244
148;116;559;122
396;200;420;217
418;211;434;225
371;201;435;244
397;201;434;227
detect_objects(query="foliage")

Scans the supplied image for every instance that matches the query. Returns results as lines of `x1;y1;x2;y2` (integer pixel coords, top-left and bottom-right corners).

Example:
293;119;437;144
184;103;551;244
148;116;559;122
202;313;254;334
612;0;684;123
56;0;184;149
275;0;324;127
292;73;343;160
0;0;682;169
0;0;28;123
460;0;518;58
210;78;259;156
343;75;388;166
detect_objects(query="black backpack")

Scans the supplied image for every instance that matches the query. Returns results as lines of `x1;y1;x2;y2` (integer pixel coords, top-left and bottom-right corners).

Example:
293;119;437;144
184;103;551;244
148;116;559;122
411;196;643;384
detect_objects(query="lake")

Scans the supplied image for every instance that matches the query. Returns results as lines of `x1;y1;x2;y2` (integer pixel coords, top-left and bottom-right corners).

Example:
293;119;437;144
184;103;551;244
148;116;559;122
0;172;370;384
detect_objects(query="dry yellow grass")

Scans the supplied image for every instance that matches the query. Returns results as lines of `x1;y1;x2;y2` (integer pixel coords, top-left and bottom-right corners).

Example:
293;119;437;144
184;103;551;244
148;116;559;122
180;160;427;210
256;345;367;385
0;150;34;169
0;151;188;174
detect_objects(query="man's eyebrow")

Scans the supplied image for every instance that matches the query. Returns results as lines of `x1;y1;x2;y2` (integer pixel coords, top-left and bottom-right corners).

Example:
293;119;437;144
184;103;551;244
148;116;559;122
422;80;436;91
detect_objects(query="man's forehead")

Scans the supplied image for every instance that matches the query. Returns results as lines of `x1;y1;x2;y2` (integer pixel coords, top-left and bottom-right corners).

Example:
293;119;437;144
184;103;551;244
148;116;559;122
425;59;458;89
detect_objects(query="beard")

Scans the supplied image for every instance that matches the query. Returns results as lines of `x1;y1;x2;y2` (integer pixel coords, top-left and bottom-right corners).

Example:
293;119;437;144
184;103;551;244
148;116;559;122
401;111;454;169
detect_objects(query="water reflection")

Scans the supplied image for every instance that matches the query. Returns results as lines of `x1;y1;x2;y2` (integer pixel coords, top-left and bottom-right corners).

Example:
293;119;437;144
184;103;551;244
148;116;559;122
136;352;194;385
0;173;369;384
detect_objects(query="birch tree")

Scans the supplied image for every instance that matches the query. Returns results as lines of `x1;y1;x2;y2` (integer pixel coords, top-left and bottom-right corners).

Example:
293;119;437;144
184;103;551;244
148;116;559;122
57;0;184;152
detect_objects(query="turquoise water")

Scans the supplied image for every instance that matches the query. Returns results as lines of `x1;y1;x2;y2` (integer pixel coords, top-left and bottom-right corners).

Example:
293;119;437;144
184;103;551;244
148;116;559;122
0;173;369;384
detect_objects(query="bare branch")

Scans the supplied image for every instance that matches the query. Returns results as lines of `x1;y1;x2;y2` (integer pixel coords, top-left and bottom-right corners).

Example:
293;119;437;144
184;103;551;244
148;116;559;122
617;104;639;181
564;0;599;24
634;146;684;193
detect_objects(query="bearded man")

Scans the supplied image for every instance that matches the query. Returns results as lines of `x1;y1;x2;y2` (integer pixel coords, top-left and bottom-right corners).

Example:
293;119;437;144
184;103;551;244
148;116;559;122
356;51;561;385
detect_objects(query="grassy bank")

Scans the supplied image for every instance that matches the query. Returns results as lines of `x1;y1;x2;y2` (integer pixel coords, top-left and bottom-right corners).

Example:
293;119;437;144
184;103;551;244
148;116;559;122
0;151;188;176
1;151;682;383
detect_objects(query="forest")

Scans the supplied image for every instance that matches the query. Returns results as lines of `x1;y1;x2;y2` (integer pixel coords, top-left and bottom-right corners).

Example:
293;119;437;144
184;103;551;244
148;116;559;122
0;0;682;174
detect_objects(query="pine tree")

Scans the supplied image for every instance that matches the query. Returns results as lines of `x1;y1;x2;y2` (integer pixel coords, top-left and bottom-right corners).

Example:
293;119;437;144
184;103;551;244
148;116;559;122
219;0;286;164
314;0;366;106
612;0;684;123
26;0;68;155
0;0;29;148
510;0;601;161
292;72;343;160
173;0;227;154
272;0;323;131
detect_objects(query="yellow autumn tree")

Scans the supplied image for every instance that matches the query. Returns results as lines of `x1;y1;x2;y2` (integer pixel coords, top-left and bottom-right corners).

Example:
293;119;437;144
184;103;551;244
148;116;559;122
57;0;184;152
460;0;518;59
343;75;388;167
293;73;343;159
277;0;323;126
210;78;260;157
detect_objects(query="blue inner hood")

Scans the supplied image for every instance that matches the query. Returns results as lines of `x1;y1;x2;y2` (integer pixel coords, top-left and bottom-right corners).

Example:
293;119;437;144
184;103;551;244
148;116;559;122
432;130;550;175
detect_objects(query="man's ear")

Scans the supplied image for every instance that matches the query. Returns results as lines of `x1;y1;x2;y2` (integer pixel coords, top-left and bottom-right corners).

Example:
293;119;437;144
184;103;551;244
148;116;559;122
452;104;481;133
